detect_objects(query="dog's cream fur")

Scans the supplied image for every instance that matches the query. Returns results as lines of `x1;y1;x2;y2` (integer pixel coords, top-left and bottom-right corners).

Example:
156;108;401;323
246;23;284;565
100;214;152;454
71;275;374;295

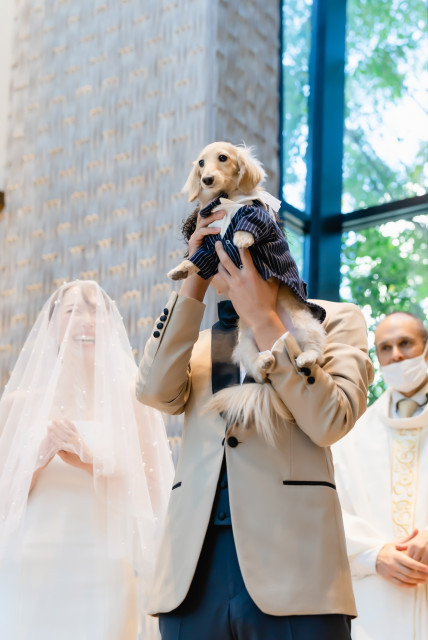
183;141;267;208
168;142;266;281
170;142;326;445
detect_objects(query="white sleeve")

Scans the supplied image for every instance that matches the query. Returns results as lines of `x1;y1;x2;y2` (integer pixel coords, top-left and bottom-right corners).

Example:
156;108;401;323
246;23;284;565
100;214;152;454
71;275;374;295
349;545;383;579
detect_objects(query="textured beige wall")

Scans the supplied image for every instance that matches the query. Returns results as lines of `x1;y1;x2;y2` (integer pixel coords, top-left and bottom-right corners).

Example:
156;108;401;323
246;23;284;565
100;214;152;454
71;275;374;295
213;0;280;195
0;0;15;189
0;0;280;445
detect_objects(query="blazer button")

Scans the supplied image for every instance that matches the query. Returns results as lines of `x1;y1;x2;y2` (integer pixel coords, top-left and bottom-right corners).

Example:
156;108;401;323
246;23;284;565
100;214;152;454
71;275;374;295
299;367;311;376
163;308;169;315
157;322;164;329
227;436;239;448
153;331;160;338
160;314;167;322
307;376;315;384
218;511;226;521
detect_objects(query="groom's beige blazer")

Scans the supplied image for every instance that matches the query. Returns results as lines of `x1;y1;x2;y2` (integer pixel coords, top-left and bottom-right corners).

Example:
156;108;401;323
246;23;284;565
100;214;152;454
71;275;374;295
136;292;373;617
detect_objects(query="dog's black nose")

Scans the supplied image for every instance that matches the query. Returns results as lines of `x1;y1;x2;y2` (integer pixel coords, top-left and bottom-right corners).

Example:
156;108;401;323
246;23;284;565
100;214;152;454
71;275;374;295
202;176;214;186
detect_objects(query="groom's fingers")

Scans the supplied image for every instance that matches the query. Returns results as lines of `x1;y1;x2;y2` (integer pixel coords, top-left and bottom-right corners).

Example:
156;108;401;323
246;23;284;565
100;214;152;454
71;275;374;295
215;242;239;278
217;263;230;280
239;247;256;272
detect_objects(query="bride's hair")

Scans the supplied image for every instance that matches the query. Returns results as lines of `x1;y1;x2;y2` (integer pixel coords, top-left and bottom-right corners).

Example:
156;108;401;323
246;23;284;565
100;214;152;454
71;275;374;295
47;281;110;320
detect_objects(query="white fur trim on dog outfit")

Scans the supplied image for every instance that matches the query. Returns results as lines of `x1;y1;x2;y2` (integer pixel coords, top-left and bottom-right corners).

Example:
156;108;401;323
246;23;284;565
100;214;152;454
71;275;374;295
209;190;281;237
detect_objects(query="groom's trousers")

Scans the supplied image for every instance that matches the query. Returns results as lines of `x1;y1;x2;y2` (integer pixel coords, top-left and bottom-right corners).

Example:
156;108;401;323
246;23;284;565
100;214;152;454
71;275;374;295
158;464;352;640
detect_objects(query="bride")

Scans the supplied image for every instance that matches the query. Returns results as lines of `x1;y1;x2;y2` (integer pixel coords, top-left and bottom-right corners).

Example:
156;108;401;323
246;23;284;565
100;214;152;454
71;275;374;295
0;281;174;639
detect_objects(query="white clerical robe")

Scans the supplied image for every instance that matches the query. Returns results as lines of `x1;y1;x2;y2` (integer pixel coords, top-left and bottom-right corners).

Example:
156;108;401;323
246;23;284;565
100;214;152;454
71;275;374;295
333;384;428;640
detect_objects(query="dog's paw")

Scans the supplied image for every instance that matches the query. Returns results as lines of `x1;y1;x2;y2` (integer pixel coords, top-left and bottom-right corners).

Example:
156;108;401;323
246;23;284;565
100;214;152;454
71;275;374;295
233;230;254;249
167;260;198;281
252;352;275;382
167;268;188;281
258;352;275;372
296;350;324;368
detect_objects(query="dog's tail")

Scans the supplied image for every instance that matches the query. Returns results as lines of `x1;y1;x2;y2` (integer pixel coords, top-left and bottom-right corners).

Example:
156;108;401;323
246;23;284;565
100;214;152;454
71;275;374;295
204;382;292;446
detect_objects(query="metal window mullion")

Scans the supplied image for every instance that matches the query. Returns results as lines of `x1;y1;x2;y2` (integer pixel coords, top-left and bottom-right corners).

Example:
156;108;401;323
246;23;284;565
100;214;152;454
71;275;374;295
305;0;347;301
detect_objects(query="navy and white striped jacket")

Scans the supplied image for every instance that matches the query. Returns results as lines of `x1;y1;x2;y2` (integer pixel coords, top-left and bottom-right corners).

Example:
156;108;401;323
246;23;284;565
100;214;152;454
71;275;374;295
190;194;326;322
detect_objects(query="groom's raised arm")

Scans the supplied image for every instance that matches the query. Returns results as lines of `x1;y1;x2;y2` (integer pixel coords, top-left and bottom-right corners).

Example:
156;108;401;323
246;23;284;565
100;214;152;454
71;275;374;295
136;291;205;415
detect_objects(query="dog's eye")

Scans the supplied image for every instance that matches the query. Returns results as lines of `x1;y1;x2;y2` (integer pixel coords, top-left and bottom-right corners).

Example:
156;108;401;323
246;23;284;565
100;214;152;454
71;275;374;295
218;155;228;162
198;159;204;167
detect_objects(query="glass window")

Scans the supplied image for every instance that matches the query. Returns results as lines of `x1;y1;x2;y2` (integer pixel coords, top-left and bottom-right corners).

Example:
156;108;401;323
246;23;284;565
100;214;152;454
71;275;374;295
342;0;428;213
281;0;313;211
341;213;428;402
284;224;305;275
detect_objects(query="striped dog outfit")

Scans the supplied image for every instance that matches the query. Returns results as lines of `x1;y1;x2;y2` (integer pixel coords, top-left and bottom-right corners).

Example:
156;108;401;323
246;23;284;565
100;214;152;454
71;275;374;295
189;193;326;322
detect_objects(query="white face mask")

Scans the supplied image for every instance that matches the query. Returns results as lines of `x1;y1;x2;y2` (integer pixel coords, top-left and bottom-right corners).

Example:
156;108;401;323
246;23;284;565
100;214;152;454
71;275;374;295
381;345;428;393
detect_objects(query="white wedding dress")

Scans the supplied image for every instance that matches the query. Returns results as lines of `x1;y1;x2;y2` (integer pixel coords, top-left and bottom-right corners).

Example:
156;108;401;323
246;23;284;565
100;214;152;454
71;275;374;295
0;422;140;640
0;282;172;640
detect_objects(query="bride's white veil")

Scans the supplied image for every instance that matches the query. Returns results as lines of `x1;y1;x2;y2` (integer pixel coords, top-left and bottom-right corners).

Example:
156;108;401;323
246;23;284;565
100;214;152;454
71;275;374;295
0;280;174;637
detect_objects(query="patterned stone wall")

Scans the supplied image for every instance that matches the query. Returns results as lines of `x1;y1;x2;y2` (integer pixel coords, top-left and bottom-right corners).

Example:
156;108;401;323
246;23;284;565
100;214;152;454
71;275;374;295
0;0;280;446
214;0;280;191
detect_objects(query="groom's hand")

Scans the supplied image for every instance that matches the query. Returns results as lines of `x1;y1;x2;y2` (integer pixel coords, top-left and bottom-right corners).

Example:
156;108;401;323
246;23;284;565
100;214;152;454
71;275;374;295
179;209;225;302
215;242;285;351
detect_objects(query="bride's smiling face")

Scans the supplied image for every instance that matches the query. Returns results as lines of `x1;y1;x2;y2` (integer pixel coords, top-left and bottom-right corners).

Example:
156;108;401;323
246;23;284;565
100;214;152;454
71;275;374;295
58;285;97;352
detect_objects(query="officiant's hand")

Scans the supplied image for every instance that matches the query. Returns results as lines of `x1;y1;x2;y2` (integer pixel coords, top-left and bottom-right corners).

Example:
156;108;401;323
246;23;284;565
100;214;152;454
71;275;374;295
396;528;428;565
376;534;428;587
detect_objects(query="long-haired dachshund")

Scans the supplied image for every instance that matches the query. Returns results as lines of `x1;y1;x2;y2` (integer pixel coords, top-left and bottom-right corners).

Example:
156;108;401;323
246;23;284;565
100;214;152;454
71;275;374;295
168;141;326;445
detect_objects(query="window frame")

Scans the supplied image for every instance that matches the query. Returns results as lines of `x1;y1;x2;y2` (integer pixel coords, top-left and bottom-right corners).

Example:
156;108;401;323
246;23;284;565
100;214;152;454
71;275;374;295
279;0;428;301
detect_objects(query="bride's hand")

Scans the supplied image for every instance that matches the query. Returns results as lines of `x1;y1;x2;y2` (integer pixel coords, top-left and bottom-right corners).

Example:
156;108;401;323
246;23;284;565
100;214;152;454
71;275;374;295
30;428;59;493
50;419;94;474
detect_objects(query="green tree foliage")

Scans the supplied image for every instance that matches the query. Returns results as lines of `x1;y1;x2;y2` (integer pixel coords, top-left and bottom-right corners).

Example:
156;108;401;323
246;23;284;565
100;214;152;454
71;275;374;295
341;215;428;403
281;0;312;209
281;1;428;403
343;0;427;211
281;0;427;212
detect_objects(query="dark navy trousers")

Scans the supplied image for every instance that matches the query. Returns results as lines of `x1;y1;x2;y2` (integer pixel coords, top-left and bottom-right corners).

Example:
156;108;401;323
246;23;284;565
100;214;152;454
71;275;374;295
159;465;352;640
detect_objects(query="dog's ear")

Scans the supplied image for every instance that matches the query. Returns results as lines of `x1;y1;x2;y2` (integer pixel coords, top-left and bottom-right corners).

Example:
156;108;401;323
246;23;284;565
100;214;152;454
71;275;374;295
182;162;201;202
236;146;267;193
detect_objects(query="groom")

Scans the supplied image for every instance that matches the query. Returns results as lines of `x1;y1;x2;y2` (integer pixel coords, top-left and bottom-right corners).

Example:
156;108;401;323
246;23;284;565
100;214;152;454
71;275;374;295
136;206;373;639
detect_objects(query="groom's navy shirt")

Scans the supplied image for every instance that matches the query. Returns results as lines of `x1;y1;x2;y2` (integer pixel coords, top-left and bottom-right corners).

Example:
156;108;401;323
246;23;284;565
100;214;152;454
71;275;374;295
211;460;231;526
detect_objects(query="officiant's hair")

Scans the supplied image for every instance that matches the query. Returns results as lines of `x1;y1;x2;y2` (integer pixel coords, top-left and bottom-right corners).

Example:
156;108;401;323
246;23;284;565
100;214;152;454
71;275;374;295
380;311;427;344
